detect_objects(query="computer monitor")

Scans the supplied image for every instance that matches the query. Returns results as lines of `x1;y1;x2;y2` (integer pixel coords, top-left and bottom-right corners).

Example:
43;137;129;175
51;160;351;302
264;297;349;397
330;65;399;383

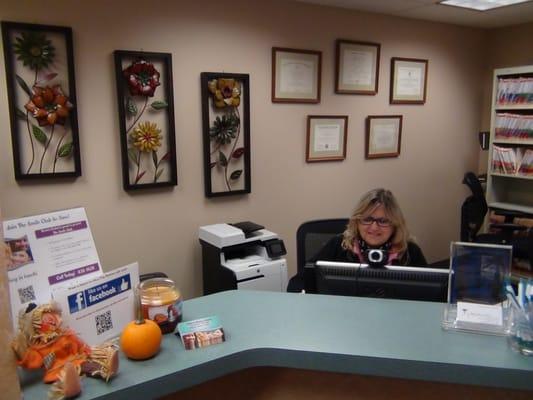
314;261;449;302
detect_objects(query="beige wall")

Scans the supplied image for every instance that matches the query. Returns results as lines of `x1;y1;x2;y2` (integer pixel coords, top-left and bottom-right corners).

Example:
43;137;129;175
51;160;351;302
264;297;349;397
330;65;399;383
0;0;487;299
478;22;533;172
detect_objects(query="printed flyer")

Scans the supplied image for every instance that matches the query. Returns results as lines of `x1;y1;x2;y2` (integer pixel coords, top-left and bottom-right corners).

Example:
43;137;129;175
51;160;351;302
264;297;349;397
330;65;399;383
3;207;103;326
55;262;139;346
177;316;225;350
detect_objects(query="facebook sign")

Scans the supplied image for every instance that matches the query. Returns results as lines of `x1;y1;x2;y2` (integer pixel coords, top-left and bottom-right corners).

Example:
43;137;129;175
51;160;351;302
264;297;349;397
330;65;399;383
68;274;132;314
68;291;86;313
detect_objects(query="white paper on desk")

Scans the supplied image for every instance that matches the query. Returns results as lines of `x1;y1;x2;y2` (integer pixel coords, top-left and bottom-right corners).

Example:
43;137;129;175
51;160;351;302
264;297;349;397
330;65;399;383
456;301;503;326
3;207;103;328
54;262;139;346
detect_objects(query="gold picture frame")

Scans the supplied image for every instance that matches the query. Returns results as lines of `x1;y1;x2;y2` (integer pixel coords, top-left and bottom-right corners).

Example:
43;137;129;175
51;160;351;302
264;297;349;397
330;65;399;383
272;47;321;103
306;115;348;162
335;39;380;95
365;115;402;159
390;57;428;104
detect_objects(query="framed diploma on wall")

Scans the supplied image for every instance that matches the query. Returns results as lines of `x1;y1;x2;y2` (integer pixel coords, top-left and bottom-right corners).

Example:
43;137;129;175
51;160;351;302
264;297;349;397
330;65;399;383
272;47;322;103
390;57;428;104
306;115;348;162
365;115;402;159
335;39;380;95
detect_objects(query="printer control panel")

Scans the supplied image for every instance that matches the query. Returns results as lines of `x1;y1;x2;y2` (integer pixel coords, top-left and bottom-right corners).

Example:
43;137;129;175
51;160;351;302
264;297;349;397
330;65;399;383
264;239;287;259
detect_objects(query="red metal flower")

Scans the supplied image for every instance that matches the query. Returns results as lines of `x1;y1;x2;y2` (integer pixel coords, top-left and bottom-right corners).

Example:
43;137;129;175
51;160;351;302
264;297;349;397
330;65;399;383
123;59;161;97
24;85;73;126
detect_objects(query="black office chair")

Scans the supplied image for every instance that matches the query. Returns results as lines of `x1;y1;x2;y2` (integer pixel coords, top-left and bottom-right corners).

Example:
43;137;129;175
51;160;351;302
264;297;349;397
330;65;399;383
461;172;488;242
461;172;527;243
286;218;348;293
461;172;533;269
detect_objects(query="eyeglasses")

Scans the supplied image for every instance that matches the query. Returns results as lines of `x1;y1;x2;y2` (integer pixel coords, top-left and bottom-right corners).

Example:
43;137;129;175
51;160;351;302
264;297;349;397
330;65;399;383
359;216;392;227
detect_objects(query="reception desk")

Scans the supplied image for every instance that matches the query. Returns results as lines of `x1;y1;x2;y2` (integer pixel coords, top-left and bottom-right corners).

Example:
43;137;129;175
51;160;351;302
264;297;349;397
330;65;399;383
20;290;533;399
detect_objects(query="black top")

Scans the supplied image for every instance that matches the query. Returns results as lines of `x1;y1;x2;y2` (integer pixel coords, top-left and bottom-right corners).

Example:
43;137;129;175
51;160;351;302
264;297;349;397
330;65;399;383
313;234;428;267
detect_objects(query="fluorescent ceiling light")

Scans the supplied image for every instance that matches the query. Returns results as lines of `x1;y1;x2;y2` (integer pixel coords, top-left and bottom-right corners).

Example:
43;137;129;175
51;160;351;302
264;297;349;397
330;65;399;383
439;0;531;11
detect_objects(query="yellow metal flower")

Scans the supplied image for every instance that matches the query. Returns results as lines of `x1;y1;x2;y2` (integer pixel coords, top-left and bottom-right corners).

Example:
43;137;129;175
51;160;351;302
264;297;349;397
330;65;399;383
130;121;162;152
208;78;241;108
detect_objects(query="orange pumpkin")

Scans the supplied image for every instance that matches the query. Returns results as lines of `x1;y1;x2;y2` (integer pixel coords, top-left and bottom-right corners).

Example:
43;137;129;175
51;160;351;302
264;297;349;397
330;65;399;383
120;319;162;360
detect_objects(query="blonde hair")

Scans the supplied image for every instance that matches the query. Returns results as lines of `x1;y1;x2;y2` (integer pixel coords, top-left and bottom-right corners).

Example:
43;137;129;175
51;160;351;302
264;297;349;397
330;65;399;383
342;188;410;255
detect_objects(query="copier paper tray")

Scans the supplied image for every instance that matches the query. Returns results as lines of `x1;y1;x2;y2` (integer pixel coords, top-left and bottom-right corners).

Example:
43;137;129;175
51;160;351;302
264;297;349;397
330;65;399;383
230;221;265;238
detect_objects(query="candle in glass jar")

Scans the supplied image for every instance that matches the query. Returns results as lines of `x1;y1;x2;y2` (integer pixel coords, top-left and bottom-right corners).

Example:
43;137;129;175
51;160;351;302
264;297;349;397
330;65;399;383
139;278;183;334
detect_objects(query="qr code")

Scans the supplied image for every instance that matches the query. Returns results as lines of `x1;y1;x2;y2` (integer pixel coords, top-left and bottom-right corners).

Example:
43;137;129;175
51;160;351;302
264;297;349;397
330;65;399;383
17;285;36;304
95;310;113;335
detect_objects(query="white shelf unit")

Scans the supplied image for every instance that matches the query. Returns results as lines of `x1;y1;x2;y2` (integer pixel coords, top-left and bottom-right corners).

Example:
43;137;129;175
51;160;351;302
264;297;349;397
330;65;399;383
493;139;533;146
490;173;533;180
495;104;533;111
486;65;533;216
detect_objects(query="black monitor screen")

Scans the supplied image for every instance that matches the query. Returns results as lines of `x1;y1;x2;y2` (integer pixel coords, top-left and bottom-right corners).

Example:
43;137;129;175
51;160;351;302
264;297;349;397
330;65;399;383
315;261;449;302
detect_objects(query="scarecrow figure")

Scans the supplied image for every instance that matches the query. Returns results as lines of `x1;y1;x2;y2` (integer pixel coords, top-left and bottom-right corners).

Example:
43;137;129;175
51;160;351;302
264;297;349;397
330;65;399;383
11;302;119;399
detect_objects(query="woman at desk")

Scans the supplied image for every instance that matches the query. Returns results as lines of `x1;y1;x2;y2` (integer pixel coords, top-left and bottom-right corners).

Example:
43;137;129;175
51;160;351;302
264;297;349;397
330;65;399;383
316;188;427;266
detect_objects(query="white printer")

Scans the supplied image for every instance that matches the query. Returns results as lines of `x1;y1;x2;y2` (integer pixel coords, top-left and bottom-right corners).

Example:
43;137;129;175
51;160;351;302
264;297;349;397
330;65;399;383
199;222;288;294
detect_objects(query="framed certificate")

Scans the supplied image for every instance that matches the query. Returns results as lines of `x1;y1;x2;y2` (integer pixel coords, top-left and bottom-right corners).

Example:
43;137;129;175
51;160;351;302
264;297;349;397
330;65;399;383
390;57;428;104
365;115;402;159
306;115;348;162
272;47;321;103
335;39;380;95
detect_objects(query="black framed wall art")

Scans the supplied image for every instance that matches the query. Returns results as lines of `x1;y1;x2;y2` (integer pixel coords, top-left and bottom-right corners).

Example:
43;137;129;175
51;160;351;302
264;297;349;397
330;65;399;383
1;21;81;180
201;72;251;197
114;50;177;191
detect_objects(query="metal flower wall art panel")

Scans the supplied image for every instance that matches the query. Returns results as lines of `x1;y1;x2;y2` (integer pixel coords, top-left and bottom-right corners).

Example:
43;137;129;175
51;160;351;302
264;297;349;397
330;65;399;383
1;22;81;180
114;50;177;191
201;72;251;197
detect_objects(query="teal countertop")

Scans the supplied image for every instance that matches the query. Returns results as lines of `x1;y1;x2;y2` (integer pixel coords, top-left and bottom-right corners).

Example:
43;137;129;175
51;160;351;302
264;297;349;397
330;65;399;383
20;290;533;399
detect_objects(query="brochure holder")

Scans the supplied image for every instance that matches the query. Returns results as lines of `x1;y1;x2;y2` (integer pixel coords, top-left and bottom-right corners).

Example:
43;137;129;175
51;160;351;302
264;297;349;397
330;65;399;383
442;242;512;336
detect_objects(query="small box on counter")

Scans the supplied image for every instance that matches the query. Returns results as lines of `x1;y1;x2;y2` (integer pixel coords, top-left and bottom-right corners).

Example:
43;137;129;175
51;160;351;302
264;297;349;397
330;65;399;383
177;316;225;350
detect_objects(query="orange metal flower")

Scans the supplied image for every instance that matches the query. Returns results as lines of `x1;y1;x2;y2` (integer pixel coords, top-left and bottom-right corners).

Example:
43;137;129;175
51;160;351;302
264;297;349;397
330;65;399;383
25;85;73;126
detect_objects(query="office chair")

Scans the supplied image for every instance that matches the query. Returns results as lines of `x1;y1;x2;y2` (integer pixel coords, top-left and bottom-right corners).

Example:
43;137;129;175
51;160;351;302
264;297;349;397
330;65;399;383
286;218;348;293
460;172;533;271
461;172;488;242
461;172;527;243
